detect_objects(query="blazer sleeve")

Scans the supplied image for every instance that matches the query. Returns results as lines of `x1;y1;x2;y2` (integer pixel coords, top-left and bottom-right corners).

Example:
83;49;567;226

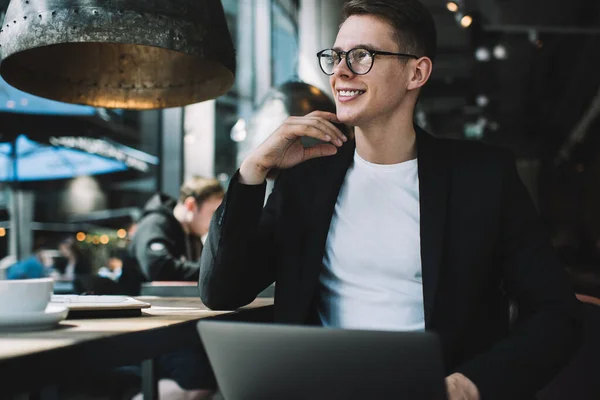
199;170;282;310
455;151;583;399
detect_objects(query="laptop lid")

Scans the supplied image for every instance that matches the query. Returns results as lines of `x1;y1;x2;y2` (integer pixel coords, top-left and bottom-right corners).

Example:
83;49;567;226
197;320;447;400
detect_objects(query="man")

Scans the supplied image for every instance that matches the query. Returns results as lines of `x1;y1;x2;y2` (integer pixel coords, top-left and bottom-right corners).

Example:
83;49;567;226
129;176;224;400
130;176;224;284
199;1;582;399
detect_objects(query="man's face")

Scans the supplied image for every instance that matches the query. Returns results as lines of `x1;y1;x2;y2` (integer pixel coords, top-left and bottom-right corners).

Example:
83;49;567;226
330;15;412;126
190;195;224;237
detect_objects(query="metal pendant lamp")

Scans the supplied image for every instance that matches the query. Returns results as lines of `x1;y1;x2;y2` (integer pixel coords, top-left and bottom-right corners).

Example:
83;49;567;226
0;0;236;109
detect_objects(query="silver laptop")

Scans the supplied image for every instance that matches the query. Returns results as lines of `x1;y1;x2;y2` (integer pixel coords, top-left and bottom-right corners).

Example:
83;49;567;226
197;320;447;400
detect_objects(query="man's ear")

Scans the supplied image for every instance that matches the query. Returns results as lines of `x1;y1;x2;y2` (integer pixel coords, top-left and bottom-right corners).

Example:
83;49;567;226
407;57;433;91
183;196;198;212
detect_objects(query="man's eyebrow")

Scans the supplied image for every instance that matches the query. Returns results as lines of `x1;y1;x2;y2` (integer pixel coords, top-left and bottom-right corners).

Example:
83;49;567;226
332;43;380;51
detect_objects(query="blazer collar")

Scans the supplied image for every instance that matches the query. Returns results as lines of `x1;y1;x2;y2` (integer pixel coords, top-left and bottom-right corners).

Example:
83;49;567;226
304;127;449;329
415;127;449;328
300;140;354;309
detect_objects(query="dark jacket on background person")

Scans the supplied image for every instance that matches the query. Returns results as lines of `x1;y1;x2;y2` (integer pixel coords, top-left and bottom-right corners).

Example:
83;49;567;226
129;193;202;282
200;128;582;400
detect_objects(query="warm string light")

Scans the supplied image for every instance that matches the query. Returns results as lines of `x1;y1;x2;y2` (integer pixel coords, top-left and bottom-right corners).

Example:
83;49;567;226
448;2;473;30
460;15;473;28
446;1;459;12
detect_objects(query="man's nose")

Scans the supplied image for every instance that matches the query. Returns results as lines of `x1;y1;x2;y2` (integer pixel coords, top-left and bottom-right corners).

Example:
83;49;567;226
332;55;353;77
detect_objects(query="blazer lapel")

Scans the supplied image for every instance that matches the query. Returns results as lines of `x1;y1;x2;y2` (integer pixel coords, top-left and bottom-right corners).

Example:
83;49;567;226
416;128;449;329
300;141;355;305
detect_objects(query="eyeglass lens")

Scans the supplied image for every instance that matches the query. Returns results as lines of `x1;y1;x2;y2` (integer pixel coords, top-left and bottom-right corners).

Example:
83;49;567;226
319;49;373;75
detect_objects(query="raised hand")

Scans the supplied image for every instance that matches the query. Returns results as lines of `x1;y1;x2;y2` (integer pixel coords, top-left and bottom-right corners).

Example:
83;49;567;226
239;111;347;185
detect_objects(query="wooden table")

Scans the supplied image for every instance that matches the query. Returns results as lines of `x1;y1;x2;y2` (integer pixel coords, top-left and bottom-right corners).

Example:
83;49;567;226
0;297;274;398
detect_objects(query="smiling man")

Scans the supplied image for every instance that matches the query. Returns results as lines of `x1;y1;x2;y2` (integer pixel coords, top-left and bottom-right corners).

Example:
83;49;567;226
199;1;582;399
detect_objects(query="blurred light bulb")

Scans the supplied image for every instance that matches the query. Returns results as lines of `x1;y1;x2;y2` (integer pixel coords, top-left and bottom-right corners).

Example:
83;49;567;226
475;47;491;62
217;173;229;182
528;30;538;43
446;1;459;12
117;229;127;239
476;95;489;107
493;44;507;59
76;232;86;242
460;15;473;28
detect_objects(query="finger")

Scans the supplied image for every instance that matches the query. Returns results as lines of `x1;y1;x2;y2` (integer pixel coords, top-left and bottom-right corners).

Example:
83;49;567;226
303;143;338;160
287;119;345;146
283;121;340;146
306;117;348;143
305;110;341;123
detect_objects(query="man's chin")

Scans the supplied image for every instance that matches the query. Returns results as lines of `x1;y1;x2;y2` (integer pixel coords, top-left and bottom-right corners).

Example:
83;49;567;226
336;113;361;127
336;110;358;124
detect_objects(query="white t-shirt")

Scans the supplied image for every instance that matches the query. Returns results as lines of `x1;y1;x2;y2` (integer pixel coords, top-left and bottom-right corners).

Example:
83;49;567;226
317;150;425;331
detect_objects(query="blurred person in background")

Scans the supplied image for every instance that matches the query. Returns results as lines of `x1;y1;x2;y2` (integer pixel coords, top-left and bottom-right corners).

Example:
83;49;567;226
53;236;92;281
129;176;224;284
6;247;53;280
97;249;126;282
129;176;224;400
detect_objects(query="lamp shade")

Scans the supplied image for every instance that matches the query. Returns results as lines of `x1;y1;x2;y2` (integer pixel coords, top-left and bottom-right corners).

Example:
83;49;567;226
0;0;236;109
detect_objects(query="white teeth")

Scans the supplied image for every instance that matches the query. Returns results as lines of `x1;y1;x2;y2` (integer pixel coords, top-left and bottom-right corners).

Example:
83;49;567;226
338;90;363;97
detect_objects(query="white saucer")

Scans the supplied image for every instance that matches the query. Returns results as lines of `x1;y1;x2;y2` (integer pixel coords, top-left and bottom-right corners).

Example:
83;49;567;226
0;304;68;332
50;295;151;311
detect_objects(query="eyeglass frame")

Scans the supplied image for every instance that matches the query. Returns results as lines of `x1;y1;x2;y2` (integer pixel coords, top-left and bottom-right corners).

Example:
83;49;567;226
316;47;419;76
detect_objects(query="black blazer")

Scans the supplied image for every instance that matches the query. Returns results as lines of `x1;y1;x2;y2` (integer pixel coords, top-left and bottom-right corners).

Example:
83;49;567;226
200;128;582;399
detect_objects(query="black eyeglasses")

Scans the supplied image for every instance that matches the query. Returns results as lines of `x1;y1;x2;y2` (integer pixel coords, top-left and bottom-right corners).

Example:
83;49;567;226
316;48;419;75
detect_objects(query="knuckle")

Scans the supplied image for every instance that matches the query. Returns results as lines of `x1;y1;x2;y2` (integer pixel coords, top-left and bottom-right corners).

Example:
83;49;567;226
281;121;297;131
307;125;320;134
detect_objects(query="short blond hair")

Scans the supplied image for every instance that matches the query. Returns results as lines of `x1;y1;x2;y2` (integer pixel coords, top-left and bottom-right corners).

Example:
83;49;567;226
179;176;224;206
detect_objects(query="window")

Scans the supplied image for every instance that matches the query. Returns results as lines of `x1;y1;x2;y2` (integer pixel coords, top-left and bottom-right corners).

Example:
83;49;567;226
271;0;299;86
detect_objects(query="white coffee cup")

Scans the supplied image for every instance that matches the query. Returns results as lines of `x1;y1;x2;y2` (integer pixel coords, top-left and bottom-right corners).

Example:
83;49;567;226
0;278;54;315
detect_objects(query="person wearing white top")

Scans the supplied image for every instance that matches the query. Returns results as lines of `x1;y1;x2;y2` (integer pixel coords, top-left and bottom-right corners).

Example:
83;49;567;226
200;1;582;399
318;152;424;332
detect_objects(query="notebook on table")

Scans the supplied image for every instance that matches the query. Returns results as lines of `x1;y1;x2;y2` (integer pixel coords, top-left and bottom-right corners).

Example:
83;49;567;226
50;295;151;318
